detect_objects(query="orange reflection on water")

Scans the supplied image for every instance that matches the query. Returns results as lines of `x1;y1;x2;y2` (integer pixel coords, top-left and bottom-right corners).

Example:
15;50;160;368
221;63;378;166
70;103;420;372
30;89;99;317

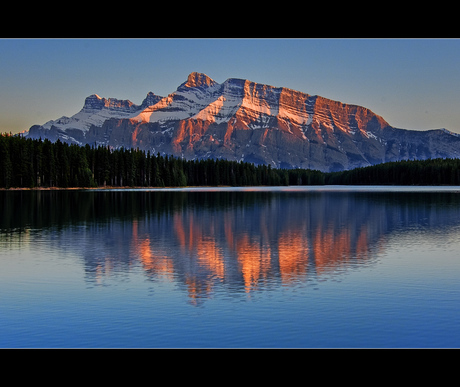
195;238;225;279
311;223;377;276
174;213;225;279
138;238;175;280
123;203;378;302
132;220;175;280
185;277;214;306
234;234;272;293
312;226;351;275
278;229;309;284
173;212;226;302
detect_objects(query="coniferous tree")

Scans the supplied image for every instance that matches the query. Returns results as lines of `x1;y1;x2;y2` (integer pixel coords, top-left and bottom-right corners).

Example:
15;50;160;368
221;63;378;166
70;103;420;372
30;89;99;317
55;140;70;188
42;139;57;187
0;134;12;188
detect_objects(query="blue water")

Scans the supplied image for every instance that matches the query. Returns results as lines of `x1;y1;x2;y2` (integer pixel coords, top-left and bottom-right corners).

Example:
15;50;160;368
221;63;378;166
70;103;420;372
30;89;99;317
1;186;460;348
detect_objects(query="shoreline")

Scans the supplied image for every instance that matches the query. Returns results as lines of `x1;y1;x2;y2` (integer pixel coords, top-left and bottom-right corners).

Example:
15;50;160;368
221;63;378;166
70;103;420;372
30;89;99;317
2;184;460;193
0;185;235;191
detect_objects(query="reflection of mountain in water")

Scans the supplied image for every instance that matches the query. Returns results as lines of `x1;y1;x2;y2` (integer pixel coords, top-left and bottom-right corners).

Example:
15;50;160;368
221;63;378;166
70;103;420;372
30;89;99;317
3;190;460;304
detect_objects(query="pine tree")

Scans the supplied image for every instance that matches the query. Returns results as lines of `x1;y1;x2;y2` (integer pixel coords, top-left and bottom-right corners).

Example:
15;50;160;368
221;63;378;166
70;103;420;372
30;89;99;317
55;140;70;188
42;139;56;187
0;134;12;188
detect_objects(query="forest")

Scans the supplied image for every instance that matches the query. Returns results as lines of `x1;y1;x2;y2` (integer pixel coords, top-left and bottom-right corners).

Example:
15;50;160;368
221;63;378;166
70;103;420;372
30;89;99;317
0;133;324;189
325;158;460;185
2;133;460;188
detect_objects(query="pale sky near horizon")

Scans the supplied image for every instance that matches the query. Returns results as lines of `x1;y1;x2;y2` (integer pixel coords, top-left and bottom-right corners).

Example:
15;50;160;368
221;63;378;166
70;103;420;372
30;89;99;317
1;38;460;134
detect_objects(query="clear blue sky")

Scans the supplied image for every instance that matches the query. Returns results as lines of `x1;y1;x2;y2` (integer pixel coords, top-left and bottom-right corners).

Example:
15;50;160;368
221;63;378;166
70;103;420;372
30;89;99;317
1;38;460;134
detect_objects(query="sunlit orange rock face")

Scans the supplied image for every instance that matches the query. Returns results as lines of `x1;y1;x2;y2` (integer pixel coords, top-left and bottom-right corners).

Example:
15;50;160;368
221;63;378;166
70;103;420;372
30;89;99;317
28;72;460;172
183;71;218;89
121;73;395;171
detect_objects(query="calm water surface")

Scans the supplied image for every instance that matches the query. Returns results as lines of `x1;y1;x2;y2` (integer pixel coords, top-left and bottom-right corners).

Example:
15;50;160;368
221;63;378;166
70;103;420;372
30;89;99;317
1;186;460;348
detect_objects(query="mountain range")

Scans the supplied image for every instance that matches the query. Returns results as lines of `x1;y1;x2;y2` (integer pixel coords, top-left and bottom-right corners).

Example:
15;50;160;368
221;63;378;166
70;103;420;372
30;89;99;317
25;72;460;172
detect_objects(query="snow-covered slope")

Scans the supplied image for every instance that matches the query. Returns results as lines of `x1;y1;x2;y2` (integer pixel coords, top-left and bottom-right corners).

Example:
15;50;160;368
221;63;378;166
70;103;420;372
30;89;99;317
29;92;163;143
42;94;137;132
26;72;460;172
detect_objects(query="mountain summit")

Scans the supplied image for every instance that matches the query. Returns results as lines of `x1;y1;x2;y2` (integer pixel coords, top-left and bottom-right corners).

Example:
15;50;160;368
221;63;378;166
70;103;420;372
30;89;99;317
26;72;460;172
180;72;217;89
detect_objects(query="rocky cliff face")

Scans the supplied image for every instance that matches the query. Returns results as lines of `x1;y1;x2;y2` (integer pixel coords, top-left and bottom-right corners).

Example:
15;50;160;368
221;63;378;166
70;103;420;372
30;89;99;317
26;72;460;172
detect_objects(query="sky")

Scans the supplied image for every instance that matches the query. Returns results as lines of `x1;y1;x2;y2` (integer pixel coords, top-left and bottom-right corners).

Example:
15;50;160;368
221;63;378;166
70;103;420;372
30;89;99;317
1;38;460;134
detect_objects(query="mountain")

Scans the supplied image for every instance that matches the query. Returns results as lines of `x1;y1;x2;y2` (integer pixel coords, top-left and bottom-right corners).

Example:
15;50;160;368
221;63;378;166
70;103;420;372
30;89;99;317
25;72;460;172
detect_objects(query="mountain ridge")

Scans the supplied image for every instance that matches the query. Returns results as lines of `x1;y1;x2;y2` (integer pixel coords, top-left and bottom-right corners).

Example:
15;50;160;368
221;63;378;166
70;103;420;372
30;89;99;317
26;72;460;172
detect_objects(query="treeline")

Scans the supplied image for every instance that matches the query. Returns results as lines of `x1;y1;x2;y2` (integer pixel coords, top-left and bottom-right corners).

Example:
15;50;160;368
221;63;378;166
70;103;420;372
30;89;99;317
0;134;324;189
3;133;460;189
325;158;460;185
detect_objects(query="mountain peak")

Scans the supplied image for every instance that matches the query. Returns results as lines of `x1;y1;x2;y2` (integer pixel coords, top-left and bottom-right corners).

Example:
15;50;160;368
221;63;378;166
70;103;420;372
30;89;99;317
182;72;217;89
141;91;162;108
83;94;106;110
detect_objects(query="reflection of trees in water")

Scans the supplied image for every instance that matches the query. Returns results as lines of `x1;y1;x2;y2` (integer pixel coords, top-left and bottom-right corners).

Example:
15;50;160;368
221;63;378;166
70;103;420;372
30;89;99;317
3;190;460;304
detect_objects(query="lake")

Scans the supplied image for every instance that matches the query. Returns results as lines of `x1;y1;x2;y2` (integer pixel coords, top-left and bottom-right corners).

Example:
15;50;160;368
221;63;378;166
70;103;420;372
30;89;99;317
1;186;460;348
